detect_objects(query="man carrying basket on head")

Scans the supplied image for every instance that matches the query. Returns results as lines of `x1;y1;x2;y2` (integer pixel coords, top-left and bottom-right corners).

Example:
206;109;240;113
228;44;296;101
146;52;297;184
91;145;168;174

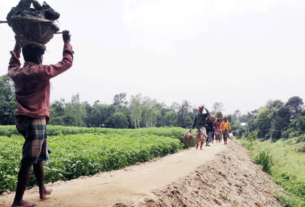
8;30;74;207
190;105;210;150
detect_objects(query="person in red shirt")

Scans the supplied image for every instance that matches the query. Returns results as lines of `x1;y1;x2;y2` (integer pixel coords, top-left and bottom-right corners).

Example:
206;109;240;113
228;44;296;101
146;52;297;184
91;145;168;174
8;31;74;207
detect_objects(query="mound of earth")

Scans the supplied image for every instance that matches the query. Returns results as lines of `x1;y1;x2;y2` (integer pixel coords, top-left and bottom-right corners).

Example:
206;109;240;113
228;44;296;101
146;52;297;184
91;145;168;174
116;141;283;207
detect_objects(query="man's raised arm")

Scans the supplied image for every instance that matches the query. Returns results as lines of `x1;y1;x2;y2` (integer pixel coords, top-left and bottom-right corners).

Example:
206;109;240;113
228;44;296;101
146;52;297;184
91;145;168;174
45;30;74;78
8;41;21;71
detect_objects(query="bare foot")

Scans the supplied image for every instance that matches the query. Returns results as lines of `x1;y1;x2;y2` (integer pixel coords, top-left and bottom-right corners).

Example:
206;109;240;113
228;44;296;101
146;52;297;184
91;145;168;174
40;189;52;200
12;200;36;207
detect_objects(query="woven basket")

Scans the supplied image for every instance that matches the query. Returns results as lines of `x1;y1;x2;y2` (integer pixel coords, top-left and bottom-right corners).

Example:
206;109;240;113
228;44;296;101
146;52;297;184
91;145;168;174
183;131;193;143
9;16;59;47
215;112;223;119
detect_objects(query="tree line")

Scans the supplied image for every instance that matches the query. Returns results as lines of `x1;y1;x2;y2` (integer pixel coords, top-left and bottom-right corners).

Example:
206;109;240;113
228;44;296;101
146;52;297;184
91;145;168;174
1;74;304;139
48;93;198;129
230;96;305;140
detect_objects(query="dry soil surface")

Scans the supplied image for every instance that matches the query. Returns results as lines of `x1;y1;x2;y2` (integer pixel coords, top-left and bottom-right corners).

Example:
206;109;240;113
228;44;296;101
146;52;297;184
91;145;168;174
0;140;283;207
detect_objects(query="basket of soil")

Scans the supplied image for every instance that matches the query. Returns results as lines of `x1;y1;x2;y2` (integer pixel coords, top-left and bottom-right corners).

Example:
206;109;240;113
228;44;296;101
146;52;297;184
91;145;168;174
183;131;193;143
215;111;223;120
9;16;59;45
5;0;60;50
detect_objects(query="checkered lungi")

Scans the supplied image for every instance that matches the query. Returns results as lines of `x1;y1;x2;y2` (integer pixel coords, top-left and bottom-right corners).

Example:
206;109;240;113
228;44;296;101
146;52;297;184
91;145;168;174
195;127;207;143
16;116;49;164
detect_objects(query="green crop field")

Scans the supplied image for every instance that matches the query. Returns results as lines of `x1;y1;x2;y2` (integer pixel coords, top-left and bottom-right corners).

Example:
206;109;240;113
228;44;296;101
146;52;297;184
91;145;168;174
239;136;305;207
0;127;193;194
0;126;191;146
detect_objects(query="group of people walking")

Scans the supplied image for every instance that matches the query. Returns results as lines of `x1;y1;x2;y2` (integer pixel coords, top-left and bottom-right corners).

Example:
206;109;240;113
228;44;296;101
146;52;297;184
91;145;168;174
190;105;231;150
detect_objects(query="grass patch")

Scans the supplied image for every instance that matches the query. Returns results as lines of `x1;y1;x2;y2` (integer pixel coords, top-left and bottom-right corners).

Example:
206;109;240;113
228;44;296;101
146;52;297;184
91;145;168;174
254;149;273;174
239;137;305;206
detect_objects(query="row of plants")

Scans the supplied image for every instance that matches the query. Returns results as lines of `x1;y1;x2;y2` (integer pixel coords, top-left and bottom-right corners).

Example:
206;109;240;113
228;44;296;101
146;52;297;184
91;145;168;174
0;126;191;147
0;132;183;194
238;135;305;207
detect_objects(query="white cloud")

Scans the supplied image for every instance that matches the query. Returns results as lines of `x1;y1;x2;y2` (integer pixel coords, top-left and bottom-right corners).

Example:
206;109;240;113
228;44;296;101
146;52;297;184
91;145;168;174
123;0;305;54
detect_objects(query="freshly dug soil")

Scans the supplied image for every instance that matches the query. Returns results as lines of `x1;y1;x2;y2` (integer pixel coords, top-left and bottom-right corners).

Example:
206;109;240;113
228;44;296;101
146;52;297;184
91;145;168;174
7;0;60;23
119;140;283;207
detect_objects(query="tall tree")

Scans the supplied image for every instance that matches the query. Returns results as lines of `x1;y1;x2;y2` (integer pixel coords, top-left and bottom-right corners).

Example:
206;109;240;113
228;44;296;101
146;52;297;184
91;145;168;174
177;100;193;128
164;110;176;126
50;99;65;117
285;96;304;119
141;97;161;127
212;102;224;115
88;103;113;127
233;109;241;119
129;94;142;128
256;107;272;138
111;112;129;128
65;94;87;127
49;99;66;125
170;102;180;113
0;75;16;125
266;100;286;139
112;93;128;107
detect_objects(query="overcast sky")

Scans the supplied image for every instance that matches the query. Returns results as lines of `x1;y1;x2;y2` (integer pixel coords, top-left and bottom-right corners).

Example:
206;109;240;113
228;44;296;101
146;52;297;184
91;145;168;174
1;0;304;114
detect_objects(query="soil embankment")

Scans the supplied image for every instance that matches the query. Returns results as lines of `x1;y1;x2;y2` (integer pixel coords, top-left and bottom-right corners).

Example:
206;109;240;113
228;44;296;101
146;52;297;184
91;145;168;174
0;141;282;207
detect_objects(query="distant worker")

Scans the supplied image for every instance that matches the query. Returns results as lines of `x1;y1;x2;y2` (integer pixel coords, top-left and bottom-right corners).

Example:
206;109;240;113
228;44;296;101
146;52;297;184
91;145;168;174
214;117;222;143
210;116;216;143
205;115;214;146
190;105;210;150
8;31;74;207
221;116;231;145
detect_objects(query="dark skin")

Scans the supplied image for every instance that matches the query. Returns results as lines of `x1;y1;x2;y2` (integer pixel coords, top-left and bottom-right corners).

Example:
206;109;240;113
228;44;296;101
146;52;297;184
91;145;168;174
211;117;215;143
11;30;71;207
205;115;211;147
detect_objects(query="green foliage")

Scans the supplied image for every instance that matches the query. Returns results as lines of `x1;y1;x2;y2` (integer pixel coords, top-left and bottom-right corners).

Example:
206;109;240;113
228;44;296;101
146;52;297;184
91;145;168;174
246;131;257;141
0;129;184;194
111;112;129;128
0;126;191;147
64;94;87;127
275;193;305;207
256;107;272;138
0;126;19;137
238;138;305;206
296;134;305;143
0;75;16;125
164;110;176;126
176;100;193;128
254;149;273;174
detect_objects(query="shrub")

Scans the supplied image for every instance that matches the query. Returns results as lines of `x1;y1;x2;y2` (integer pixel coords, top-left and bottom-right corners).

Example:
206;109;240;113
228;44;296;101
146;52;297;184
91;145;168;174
254;149;273;174
246;131;257;142
298;146;305;153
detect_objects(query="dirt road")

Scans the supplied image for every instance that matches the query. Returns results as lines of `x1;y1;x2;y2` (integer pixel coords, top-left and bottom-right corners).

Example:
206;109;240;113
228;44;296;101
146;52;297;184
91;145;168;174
0;143;226;207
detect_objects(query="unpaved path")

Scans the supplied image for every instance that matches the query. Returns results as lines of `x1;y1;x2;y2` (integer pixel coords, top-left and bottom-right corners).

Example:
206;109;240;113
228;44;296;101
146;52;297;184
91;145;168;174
0;143;226;207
